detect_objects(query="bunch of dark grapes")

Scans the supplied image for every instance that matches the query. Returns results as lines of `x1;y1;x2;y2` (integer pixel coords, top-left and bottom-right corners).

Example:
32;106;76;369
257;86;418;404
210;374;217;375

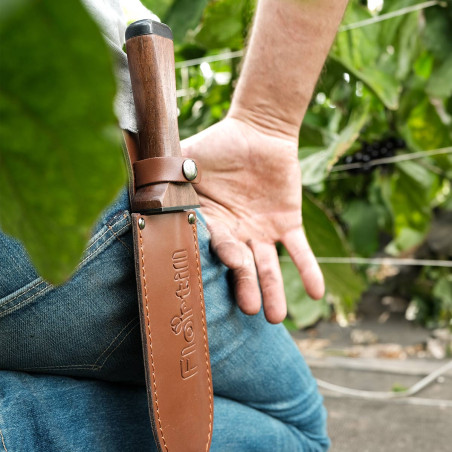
341;137;406;175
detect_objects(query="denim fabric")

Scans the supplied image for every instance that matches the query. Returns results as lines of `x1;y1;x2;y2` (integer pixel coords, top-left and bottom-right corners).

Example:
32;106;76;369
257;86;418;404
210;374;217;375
0;188;329;451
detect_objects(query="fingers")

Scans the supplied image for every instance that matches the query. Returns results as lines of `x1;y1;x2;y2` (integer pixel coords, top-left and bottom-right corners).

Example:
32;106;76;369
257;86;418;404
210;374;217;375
282;228;325;300
249;241;287;324
209;223;261;316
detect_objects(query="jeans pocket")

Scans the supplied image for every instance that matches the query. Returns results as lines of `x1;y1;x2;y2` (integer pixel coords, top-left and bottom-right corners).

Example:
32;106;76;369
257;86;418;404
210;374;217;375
0;205;145;383
0;209;131;319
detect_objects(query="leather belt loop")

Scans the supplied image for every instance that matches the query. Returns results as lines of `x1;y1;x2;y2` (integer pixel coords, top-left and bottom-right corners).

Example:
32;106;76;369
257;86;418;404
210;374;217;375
133;157;201;189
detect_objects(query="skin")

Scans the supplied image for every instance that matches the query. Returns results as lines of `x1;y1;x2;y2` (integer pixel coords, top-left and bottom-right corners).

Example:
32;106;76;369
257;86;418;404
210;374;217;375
181;0;349;324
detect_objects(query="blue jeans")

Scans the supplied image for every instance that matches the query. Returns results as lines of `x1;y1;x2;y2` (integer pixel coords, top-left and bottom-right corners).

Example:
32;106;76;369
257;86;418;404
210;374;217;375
0;188;329;451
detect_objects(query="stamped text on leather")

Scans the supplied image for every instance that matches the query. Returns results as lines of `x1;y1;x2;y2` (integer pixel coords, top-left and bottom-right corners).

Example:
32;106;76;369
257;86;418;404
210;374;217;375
170;249;198;380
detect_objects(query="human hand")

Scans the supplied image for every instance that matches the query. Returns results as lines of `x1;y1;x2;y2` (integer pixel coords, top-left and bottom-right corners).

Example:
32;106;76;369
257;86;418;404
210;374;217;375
181;117;324;324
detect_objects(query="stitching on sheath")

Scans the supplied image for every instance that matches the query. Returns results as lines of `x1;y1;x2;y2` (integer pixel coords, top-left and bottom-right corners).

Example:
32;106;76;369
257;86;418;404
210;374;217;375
0;428;7;452
139;227;169;452
192;223;213;450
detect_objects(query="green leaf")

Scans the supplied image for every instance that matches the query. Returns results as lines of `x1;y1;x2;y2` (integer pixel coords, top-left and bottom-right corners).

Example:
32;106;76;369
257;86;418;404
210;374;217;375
299;149;331;186
422;3;452;61
427;57;452;99
342;200;379;257
302;193;365;314
331;2;402;109
392;383;409;393
393;7;420;81
195;0;247;50
400;97;452;151
381;161;439;252
0;0;126;284
282;317;298;332
140;0;175;19
299;102;370;186
413;51;434;80
164;0;208;43
433;275;452;303
281;254;330;329
378;0;422;82
326;103;371;167
433;276;452;322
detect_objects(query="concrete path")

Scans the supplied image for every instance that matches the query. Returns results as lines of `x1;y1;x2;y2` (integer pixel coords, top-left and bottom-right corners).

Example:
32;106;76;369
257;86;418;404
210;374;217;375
310;362;452;452
291;297;452;451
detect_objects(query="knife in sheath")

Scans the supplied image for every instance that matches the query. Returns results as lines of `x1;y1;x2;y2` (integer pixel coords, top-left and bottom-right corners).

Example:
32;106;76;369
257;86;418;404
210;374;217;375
124;19;213;452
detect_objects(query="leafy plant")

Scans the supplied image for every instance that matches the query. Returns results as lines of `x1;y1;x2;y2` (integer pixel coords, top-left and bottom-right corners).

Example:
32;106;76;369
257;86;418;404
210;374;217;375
0;0;125;284
1;0;451;329
172;0;452;328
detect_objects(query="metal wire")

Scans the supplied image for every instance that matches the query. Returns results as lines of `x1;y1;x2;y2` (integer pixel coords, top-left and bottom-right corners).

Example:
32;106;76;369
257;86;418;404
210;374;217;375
174;1;446;69
331;147;452;172
176;3;451;271
316;360;452;402
322;392;452;407
175;50;244;69
338;0;446;31
279;256;452;268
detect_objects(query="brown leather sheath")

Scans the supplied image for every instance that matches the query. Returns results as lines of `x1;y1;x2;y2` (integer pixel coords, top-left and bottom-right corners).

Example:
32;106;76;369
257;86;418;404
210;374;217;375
123;19;213;452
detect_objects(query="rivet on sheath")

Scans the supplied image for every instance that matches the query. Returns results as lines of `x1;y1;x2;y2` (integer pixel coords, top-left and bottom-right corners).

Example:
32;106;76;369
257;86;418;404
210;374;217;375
138;217;146;230
182;159;198;181
188;213;196;224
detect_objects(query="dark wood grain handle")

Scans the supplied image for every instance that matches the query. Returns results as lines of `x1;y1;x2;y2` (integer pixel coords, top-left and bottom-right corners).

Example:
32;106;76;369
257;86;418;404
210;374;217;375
126;20;180;160
125;20;199;212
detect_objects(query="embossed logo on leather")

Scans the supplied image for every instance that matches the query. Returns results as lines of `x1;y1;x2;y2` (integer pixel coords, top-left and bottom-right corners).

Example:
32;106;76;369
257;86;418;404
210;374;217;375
171;249;198;380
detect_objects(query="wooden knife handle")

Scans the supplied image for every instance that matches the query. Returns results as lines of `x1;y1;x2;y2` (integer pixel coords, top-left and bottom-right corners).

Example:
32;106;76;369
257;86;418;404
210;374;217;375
126;20;180;160
125;20;198;212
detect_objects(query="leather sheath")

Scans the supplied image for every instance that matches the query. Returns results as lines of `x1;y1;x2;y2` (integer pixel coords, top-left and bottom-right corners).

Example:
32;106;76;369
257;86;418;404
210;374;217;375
131;210;213;452
122;131;213;451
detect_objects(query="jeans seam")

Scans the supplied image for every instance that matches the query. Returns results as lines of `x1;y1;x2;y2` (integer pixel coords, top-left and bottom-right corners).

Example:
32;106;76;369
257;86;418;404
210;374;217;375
0;284;52;319
21;320;139;372
0;428;7;452
0;280;47;311
93;321;140;370
77;216;130;267
92;317;138;368
196;218;210;235
23;364;97;370
0;214;129;314
107;223;132;254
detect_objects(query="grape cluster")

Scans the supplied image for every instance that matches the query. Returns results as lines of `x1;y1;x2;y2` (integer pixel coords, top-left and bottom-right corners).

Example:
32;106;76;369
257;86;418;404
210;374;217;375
341;137;406;174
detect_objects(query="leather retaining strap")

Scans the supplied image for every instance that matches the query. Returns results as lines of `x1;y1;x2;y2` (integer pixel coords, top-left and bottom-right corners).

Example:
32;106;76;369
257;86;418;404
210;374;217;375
134;157;201;189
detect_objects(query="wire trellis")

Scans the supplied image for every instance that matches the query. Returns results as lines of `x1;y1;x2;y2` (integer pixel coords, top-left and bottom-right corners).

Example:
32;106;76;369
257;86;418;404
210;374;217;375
175;1;451;269
330;147;452;173
338;0;446;31
174;1;446;69
279;256;452;268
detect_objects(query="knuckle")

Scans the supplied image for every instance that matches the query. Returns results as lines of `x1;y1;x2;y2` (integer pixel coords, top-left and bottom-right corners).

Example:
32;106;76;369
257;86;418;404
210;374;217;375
259;263;277;284
290;246;311;264
234;268;254;284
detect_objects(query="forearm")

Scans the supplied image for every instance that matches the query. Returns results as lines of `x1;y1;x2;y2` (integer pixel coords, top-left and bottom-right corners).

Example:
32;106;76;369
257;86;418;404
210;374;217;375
229;0;348;141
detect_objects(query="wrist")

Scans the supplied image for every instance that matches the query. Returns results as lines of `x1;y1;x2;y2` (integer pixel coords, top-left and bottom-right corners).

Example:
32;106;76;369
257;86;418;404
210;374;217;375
228;103;301;145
